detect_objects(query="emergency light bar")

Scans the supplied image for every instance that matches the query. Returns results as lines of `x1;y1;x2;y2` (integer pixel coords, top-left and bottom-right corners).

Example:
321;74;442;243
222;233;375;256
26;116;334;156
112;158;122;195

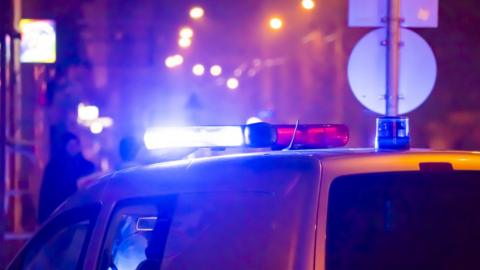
375;116;410;150
144;123;349;150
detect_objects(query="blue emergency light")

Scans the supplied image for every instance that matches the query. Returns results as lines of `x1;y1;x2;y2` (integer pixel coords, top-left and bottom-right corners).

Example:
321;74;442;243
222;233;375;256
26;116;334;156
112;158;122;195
144;126;244;150
144;123;349;150
375;116;410;150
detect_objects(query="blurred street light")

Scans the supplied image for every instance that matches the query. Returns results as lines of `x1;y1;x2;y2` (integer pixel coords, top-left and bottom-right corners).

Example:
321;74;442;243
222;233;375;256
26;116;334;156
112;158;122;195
179;27;194;39
98;117;114;128
246;117;262;124
234;68;242;77
210;65;222;76
172;55;184;66
165;54;184;68
165;57;175;68
226;78;239;90
190;6;205;20
90;121;104;134
269;17;283;30
78;103;99;122
301;0;315;10
178;37;192;48
192;64;205;76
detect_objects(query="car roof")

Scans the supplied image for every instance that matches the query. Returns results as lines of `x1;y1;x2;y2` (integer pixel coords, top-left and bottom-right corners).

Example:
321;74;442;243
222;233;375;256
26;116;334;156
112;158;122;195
58;148;480;213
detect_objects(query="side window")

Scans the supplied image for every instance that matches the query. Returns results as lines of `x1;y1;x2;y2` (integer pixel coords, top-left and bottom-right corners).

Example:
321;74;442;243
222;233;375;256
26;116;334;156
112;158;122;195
98;196;177;270
8;204;100;270
326;172;480;270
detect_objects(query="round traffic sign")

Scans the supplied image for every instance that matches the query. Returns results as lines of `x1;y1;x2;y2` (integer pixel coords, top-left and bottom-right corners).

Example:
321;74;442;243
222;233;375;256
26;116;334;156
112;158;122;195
348;28;437;115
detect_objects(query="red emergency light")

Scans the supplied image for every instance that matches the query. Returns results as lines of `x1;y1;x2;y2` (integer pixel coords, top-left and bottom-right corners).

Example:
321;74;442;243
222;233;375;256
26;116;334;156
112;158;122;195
274;124;349;149
244;123;349;149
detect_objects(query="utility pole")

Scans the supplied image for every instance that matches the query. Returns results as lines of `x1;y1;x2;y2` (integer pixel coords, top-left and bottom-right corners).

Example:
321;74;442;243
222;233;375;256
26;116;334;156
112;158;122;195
385;0;401;116
0;0;20;263
0;0;14;263
0;38;5;264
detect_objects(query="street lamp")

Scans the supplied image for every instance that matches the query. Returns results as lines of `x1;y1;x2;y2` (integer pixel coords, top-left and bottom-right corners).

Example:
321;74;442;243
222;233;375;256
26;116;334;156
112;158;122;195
269;17;283;30
90;122;104;134
179;27;194;39
165;54;184;68
190;6;205;20
226;78;239;90
192;64;205;76
178;37;192;48
301;0;315;10
210;65;222;76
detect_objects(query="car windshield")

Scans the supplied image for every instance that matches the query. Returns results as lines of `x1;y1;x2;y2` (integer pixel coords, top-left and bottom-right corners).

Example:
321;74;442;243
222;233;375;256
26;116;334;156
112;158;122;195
326;171;480;270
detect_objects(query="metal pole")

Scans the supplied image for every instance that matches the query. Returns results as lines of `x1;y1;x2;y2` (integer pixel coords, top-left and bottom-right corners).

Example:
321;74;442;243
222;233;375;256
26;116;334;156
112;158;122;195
0;34;7;265
0;0;13;262
386;0;401;116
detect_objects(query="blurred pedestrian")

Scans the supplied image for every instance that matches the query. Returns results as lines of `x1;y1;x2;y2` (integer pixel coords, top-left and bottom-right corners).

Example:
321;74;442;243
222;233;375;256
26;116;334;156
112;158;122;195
77;136;142;189
116;136;141;170
38;132;95;224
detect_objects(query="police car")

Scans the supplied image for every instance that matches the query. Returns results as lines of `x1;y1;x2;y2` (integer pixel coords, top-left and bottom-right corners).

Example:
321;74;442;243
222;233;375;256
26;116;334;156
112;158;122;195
7;118;480;269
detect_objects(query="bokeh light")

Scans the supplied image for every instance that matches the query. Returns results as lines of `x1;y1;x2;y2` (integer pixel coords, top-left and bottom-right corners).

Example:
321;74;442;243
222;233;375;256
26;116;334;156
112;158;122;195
192;64;205;76
301;0;315;10
226;78;239;90
90;122;104;134
179;27;194;39
189;6;205;20
77;103;99;122
246;117;262;124
269;17;283;30
210;65;222;76
178;37;192;48
165;54;184;68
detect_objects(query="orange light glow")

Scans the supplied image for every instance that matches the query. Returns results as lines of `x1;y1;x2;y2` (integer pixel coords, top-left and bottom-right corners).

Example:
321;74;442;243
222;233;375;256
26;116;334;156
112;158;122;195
269;17;283;30
302;0;315;10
